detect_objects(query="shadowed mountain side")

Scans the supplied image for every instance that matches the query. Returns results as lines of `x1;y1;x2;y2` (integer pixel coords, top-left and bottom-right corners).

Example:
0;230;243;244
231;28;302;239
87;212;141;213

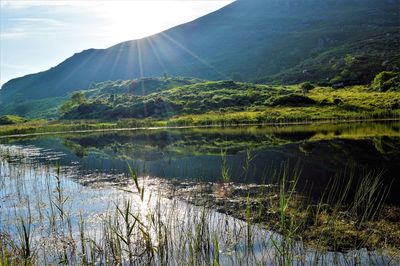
1;0;399;102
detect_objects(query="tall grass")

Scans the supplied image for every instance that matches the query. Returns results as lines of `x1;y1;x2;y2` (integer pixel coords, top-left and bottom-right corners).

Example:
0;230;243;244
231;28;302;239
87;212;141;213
220;149;230;183
0;147;398;265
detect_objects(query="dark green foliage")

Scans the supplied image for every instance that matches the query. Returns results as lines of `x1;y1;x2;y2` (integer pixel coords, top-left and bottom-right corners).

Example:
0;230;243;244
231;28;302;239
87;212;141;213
372;71;400;92
59;92;87;115
108;97;181;119
333;98;343;105
0;115;27;125
62;102;111;119
128;77;203;96
62;79;283;119
84;77;203;98
0;97;67;119
71;92;86;104
300;82;315;94
266;94;316;107
258;32;400;86
60;76;400;122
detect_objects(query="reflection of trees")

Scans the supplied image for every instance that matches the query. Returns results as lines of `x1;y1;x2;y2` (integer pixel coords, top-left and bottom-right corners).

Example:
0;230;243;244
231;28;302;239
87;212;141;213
272;131;316;142
62;140;88;158
40;126;400;202
61;129;290;161
372;136;400;157
59;124;400;165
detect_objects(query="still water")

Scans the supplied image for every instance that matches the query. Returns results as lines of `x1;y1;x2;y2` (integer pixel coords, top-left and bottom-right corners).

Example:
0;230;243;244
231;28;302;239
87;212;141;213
2;121;399;203
0;121;399;264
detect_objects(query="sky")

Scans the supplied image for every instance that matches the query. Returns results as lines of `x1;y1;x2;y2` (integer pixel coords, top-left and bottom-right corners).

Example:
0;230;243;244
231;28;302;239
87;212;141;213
0;0;233;87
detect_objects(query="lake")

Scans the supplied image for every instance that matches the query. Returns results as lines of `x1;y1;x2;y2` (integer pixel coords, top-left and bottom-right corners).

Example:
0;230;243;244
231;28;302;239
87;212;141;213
0;121;399;264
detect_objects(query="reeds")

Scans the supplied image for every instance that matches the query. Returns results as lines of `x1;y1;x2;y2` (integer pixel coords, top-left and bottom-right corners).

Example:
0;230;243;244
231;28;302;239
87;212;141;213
0;147;397;265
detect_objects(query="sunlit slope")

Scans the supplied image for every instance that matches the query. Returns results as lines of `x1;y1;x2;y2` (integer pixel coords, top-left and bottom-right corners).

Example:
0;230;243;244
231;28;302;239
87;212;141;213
1;0;399;101
58;79;400;122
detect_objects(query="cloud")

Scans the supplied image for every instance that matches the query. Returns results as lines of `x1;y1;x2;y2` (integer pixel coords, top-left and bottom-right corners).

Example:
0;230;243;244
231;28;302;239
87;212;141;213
1;0;233;8
1;1;90;8
10;18;66;27
1;30;29;40
1;16;67;40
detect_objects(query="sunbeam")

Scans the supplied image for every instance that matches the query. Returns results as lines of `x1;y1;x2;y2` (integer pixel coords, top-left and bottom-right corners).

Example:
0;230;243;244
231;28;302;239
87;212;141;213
159;32;229;80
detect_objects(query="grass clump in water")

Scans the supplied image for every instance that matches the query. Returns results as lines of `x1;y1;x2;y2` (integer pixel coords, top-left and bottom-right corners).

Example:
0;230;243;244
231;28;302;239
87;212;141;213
0;148;398;265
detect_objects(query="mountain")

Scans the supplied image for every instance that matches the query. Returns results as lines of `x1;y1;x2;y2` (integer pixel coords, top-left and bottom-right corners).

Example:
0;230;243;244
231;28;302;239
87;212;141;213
1;0;399;103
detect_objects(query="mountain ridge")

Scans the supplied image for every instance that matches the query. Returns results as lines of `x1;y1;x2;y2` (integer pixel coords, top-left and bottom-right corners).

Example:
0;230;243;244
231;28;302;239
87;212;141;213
1;0;399;102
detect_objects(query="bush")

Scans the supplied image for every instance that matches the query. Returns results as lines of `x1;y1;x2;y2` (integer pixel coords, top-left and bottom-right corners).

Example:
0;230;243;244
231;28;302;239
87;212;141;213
0;115;27;125
300;82;315;94
266;94;316;107
333;98;342;105
372;71;400;92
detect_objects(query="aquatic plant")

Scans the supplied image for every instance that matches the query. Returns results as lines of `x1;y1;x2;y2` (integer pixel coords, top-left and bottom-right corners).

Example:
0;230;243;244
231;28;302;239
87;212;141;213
0;145;398;265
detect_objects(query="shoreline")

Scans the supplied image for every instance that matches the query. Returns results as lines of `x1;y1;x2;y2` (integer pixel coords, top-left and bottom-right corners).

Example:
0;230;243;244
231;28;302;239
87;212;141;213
0;117;399;139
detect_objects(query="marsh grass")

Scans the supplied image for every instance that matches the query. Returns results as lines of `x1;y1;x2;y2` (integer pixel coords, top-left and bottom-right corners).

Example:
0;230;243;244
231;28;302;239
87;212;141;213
220;149;230;183
0;147;398;265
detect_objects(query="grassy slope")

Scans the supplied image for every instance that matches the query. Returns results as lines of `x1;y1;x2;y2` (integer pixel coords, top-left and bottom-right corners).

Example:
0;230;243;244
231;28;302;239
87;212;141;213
1;82;399;137
0;115;28;125
170;86;400;125
62;79;400;124
257;31;400;86
0;96;67;119
0;120;117;137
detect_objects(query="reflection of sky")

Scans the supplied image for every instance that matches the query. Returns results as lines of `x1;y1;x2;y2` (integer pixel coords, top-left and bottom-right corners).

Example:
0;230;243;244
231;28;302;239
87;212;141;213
0;1;233;86
0;138;394;264
3;122;400;204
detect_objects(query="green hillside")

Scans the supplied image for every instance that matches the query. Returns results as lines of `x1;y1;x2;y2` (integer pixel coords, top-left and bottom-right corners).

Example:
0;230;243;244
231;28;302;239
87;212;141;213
0;115;27;125
59;77;400;124
258;32;400;86
1;0;399;104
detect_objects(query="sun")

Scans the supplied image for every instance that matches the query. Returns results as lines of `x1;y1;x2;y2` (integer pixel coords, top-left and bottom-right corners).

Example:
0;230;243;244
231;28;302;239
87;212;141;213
97;1;232;43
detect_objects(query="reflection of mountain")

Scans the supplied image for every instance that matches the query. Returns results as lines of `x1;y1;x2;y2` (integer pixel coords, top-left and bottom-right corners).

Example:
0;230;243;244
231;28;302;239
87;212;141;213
37;122;398;159
60;128;291;160
4;124;399;203
272;131;316;142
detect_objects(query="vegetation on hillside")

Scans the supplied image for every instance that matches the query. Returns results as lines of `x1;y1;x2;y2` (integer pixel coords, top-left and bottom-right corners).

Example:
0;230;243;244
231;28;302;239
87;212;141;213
58;78;400;125
372;71;400;92
258;32;400;86
0;96;67;119
1;0;398;102
0;115;27;125
0;75;399;137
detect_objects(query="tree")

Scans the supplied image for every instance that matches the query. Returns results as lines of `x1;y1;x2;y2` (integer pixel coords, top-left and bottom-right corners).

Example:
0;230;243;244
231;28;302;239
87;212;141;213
372;71;400;92
59;91;87;115
109;94;116;107
71;92;86;104
300;82;315;95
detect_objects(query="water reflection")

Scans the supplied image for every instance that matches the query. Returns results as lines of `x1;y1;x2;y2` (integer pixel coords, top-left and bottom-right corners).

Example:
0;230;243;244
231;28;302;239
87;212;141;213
0;144;396;265
1;122;400;203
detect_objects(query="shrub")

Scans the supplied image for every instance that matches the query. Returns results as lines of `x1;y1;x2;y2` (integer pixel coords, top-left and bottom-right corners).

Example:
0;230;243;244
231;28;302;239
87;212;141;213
333;98;342;105
266;94;316;107
372;71;400;92
300;82;315;94
0;115;27;125
320;99;329;105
